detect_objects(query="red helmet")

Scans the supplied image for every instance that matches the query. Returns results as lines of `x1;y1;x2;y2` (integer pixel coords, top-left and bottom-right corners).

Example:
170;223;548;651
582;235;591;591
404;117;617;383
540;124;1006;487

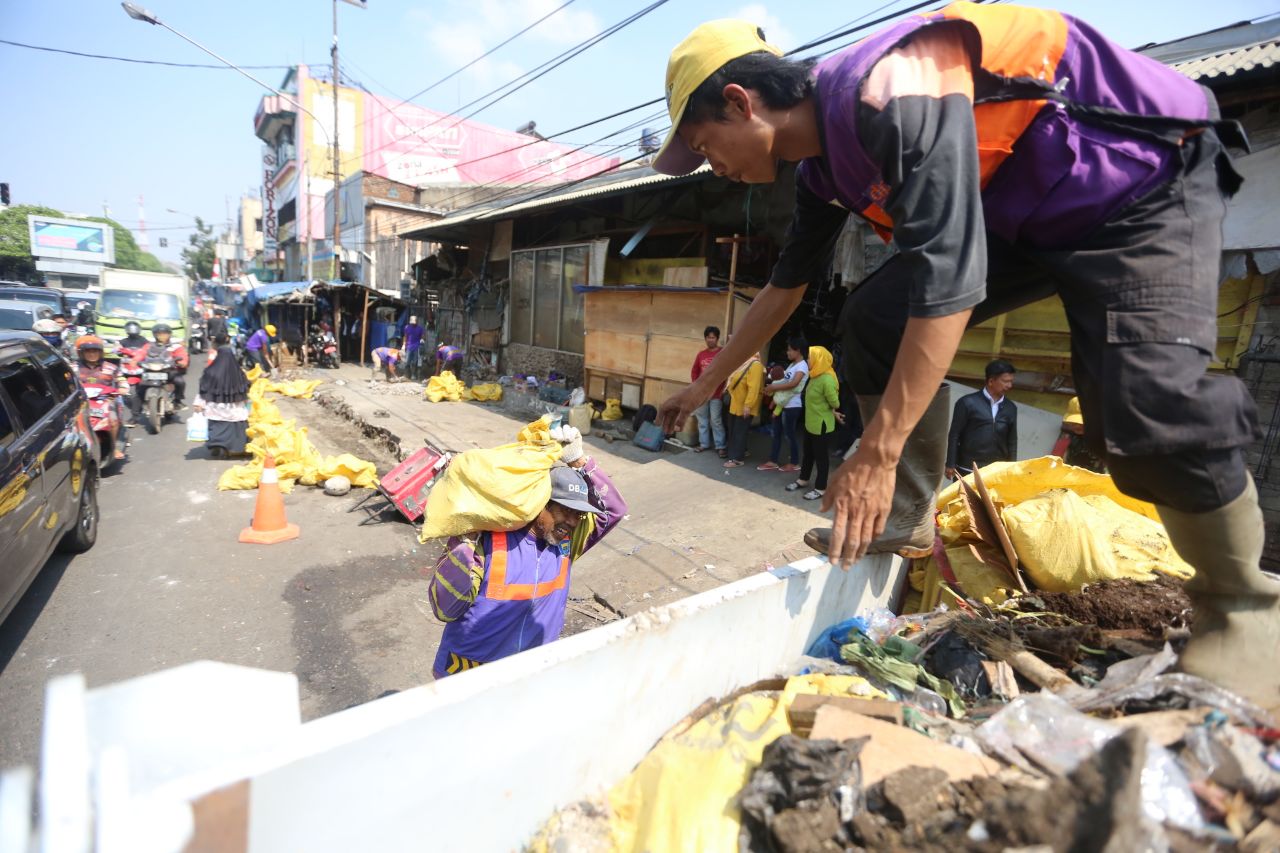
76;335;106;353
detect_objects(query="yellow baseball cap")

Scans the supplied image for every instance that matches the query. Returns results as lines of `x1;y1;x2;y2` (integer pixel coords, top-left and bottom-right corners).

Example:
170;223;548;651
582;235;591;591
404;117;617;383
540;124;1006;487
1063;396;1084;426
653;19;782;176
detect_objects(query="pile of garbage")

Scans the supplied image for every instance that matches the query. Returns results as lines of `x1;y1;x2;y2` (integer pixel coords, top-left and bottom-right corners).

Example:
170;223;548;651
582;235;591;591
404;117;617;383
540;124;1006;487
533;459;1280;852
217;373;378;493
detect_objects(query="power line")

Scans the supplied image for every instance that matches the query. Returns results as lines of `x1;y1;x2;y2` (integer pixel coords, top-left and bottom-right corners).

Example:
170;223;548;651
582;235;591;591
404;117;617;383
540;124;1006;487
0;37;307;69
344;0;670;171
346;0;579;138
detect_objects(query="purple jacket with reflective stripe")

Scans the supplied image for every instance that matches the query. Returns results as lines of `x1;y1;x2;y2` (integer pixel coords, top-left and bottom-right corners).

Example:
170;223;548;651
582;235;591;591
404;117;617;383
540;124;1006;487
430;458;626;676
798;4;1209;247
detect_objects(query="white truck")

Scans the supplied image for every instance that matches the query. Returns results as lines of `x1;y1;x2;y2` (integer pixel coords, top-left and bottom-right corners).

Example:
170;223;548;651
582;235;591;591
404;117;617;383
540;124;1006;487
94;269;191;346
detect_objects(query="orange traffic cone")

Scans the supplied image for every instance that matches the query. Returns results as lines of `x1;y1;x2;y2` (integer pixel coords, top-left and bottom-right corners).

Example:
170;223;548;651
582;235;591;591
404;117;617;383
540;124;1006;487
239;454;300;544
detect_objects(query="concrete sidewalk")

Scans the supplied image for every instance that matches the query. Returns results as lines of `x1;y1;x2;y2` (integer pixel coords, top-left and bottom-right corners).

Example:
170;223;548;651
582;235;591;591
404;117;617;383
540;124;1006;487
313;364;834;616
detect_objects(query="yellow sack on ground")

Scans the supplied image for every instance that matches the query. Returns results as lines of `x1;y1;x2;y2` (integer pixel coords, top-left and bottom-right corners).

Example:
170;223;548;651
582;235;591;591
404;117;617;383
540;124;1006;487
598;674;887;853
244;364;264;383
1002;488;1194;592
419;415;563;540
601;398;623;421
470;383;503;401
259;378;322;399
425;370;465;403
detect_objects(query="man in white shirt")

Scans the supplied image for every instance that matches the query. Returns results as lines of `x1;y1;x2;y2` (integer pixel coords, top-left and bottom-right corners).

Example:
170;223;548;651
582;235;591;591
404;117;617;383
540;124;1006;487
945;359;1017;480
758;336;809;472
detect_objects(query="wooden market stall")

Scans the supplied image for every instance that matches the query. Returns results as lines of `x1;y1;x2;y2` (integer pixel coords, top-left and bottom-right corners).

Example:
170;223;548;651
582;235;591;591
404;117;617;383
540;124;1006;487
582;285;753;410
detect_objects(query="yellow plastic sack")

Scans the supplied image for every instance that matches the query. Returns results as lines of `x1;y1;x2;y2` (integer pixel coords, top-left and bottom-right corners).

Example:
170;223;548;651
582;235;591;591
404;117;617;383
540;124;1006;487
1002;489;1193;592
908;545;1019;613
217;377;379;492
592;674;887;853
601;398;623;421
937;456;1160;542
419;415;563;540
470;383;503;401
425;370;465;403
258;377;322;399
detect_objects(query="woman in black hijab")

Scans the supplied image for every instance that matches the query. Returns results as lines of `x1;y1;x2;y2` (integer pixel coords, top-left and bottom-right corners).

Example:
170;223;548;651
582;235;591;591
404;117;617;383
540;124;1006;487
194;336;252;458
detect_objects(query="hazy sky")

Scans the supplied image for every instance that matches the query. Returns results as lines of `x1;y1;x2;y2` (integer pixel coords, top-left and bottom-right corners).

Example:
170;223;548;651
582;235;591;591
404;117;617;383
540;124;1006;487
3;0;1276;265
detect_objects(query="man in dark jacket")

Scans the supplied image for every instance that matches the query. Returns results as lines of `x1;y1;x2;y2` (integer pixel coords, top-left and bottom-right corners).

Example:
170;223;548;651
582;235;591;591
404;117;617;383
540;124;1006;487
946;360;1017;479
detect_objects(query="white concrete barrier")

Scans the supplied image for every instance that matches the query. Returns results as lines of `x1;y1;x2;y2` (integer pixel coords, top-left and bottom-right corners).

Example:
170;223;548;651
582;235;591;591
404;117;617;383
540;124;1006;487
16;553;907;852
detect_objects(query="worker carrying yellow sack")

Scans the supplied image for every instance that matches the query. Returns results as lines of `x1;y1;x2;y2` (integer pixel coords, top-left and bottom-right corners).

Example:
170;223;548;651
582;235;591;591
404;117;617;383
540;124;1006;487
421;417;628;679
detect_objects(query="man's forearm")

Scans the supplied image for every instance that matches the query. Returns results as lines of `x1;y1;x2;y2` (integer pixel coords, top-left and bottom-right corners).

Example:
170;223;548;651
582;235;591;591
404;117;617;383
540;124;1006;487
693;284;805;389
861;310;972;465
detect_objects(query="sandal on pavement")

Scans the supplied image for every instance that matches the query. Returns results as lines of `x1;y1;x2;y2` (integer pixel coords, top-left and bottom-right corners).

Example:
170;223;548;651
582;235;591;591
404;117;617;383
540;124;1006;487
756;461;780;471
779;463;800;473
717;449;728;459
803;489;825;501
693;445;707;453
785;480;809;492
723;459;745;468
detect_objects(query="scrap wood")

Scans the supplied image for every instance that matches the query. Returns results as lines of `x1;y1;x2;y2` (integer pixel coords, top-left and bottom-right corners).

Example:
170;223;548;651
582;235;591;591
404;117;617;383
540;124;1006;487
808;706;1000;785
787;695;904;736
959;464;1026;592
951;616;1090;702
1112;708;1212;748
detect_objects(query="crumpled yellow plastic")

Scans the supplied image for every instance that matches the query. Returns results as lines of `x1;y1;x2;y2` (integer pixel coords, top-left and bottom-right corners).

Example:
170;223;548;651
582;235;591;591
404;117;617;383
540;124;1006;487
1002;489;1194;592
591;674;887;853
470;383;503;401
425;370;465;403
419;415;563;541
217;376;378;493
601;398;623;421
907;456;1192;609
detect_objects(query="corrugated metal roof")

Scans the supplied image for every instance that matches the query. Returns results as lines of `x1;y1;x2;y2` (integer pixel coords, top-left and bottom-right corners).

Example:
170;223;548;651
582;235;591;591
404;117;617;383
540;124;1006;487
1174;39;1280;80
401;164;713;240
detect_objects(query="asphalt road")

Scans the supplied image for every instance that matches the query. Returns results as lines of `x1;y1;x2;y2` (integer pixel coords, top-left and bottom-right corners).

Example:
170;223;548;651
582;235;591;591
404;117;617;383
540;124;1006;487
0;355;442;771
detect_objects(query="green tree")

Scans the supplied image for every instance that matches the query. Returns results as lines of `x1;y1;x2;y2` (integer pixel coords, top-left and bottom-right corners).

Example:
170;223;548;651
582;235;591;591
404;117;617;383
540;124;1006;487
181;217;215;280
0;204;64;281
86;216;165;273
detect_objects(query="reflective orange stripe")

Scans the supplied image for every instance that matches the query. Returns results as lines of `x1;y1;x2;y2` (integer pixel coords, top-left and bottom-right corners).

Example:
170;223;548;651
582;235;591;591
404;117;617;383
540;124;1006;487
941;3;1068;187
485;531;570;601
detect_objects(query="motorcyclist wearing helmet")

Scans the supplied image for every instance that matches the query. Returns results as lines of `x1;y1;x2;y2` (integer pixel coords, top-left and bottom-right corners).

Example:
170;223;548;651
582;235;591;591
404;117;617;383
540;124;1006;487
144;323;191;408
32;318;65;353
76;336;128;461
120;321;149;350
116;321;150;421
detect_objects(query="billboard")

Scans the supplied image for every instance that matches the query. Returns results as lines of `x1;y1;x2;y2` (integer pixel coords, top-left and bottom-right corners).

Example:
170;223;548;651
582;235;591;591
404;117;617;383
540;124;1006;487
297;71;617;189
27;215;115;265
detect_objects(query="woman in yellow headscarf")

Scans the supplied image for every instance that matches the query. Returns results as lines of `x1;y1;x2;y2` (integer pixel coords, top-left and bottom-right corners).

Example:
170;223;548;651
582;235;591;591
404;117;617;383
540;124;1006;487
723;351;764;468
786;346;843;500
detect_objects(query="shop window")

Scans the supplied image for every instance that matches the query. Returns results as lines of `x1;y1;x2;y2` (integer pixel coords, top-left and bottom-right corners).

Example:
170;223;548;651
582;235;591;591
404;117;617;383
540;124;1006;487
509;243;589;354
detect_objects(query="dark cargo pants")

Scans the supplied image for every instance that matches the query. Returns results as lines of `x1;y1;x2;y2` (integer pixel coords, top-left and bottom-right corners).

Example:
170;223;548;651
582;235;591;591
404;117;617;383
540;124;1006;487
840;131;1259;513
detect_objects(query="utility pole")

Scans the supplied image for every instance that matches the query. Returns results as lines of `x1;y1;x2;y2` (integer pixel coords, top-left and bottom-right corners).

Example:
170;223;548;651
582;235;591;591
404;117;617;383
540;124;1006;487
331;0;342;283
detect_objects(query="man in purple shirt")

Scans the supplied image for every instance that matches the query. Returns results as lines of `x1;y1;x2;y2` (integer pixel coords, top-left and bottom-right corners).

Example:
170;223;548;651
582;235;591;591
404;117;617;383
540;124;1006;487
402;316;425;380
650;7;1275;710
427;428;626;677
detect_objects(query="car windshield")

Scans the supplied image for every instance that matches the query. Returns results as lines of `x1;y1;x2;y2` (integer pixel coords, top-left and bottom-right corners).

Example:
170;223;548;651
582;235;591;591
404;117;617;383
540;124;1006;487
0;306;36;330
0;289;60;310
101;290;181;320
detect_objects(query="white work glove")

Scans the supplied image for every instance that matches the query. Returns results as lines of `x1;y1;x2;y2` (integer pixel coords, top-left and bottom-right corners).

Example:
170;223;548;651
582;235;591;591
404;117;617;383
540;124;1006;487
555;425;584;464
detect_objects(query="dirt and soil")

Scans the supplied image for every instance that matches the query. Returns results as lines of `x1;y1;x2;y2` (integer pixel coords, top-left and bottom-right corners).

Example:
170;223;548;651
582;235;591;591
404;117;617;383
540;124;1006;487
1018;575;1193;638
753;729;1156;853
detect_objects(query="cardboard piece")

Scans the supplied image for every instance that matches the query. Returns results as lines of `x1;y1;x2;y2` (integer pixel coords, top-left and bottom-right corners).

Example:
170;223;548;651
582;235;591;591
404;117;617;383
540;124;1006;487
787;695;904;736
980;660;1020;700
1112;708;1210;748
809;707;1001;786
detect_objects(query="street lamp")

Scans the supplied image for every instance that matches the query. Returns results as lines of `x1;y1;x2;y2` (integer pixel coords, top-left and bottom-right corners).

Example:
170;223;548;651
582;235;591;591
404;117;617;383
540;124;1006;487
120;2;332;282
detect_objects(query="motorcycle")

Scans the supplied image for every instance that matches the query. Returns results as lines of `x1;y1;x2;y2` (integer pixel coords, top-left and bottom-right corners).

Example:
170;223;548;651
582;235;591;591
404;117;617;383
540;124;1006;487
82;382;126;466
189;318;207;354
138;353;178;434
116;344;147;423
308;330;339;368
